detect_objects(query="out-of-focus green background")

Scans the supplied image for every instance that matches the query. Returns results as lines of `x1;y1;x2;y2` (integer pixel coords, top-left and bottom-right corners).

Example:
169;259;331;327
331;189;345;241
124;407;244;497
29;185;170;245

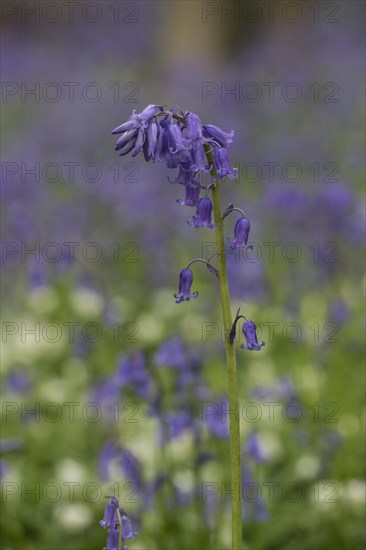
1;1;365;549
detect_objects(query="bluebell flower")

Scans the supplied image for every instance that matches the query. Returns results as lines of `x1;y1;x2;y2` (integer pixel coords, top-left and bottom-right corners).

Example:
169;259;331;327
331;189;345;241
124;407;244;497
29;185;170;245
154;118;167;163
240;319;265;351
214;148;238;179
228;216;251;250
203;124;234;148
177;181;201;207
106;525;119;550
101;498;138;550
112;104;163;159
143;120;158;161
186;112;204;140
190;141;209;172
189;197;214;229
184;113;210;172
244;432;268;463
112;104;163;134
131;128;146;157
174;268;199;303
121;509;138;541
167;122;189;155
100;496;118;528
170;161;196;186
156;116;187;168
114;129;138;151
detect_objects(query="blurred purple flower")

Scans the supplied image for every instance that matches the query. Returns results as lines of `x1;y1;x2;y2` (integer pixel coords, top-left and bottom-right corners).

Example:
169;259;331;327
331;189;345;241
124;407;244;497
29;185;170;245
242;464;269;523
0;438;24;453
205;400;230;439
114;353;150;398
243;432;268;463
92;380;120;420
5;369;32;395
154;337;187;369
143;473;167;510
120;448;143;487
0;460;9;478
98;440;119;482
329;299;350;326
164;409;195;440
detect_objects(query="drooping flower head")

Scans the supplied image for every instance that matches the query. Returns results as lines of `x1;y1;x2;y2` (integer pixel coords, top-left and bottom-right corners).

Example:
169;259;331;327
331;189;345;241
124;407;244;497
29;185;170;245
177;181;201;207
240;319;265;351
106;525;120;550
203;124;234;148
228;216;251;250
100;497;137;550
214;148;238;180
120;509;138;542
100;496;118;528
112;104;163;158
112;104;163;134
174;269;198;303
189;197;214;229
186;113;204;141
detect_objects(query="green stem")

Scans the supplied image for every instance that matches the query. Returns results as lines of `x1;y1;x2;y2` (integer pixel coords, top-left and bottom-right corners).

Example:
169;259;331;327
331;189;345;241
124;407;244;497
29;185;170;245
205;146;242;550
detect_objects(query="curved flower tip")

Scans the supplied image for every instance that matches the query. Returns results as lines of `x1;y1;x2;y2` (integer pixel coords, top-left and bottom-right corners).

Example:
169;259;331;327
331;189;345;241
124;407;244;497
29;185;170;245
241;319;265;351
203;124;234;148
174;269;199;303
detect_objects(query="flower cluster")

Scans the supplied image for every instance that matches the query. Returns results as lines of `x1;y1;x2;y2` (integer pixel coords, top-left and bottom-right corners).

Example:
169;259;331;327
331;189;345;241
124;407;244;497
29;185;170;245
112;105;265;354
112;105;237;221
100;496;137;550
